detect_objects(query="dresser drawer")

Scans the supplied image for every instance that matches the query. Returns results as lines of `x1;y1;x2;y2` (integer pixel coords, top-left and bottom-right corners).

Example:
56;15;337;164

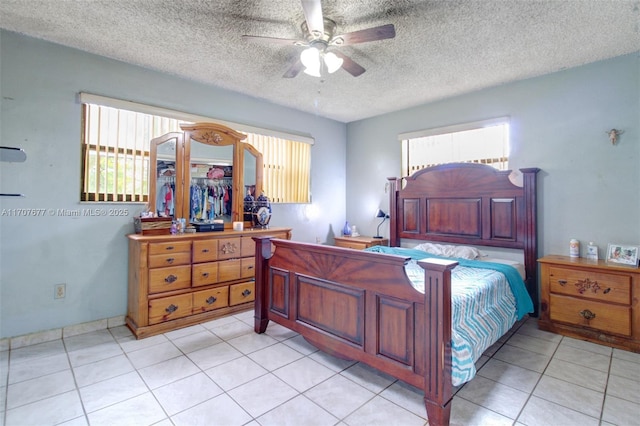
241;236;255;257
241;258;255;279
218;259;241;282
193;240;218;263
148;252;191;269
193;287;229;313
148;293;193;324
548;266;631;305
550;294;631;336
230;281;255;305
149;265;191;294
148;241;191;255
192;262;219;287
218;237;241;259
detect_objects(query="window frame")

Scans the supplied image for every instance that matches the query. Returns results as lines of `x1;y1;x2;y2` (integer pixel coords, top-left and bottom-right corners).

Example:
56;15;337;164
399;117;510;177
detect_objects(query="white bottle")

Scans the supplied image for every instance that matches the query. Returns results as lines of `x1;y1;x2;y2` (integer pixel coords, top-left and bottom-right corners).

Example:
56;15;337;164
569;239;580;258
586;242;598;260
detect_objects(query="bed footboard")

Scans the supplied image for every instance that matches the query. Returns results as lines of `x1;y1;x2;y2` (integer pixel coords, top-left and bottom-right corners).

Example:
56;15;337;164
253;236;458;426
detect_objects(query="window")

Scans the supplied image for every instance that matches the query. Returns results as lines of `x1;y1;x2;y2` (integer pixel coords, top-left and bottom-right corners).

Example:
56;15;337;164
400;118;509;177
80;94;312;203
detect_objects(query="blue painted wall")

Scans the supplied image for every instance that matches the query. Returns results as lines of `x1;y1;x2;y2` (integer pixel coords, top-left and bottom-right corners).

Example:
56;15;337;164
0;31;346;338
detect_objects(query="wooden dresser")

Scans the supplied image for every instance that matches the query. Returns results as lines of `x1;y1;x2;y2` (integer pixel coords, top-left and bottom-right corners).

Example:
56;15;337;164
127;227;291;339
333;236;388;250
538;255;640;352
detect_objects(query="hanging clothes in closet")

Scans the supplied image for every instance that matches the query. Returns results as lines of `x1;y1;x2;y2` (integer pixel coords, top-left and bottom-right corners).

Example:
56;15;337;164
156;177;175;217
189;178;233;221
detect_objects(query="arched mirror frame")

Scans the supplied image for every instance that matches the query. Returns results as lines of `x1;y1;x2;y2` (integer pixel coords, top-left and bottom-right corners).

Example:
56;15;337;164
148;122;263;229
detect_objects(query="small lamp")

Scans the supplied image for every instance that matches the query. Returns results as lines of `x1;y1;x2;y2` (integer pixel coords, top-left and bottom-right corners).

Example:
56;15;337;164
374;209;389;239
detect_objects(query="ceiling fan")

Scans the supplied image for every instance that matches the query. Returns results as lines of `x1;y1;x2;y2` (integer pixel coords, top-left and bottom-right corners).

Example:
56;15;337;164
242;0;396;78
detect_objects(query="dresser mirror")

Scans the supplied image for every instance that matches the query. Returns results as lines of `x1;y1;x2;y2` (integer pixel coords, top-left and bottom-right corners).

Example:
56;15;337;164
148;122;263;228
149;133;180;218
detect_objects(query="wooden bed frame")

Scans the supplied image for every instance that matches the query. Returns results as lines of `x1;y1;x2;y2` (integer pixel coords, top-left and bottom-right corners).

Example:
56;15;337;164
253;163;539;426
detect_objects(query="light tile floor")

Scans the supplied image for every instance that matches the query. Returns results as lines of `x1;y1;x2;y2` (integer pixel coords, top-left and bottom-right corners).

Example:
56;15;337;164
1;312;639;426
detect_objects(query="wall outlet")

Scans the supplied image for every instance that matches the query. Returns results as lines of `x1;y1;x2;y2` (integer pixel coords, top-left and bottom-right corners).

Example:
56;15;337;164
54;283;66;299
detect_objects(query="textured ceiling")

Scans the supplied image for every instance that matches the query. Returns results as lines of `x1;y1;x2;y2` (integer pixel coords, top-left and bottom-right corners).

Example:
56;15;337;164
1;0;639;123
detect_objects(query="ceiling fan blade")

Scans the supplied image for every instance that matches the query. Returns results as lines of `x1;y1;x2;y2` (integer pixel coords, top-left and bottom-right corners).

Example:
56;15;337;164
242;35;305;46
333;51;366;77
283;59;304;78
332;24;396;46
301;0;324;36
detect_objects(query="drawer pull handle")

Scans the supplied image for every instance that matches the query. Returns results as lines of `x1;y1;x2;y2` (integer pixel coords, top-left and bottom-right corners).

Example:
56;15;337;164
165;304;178;314
165;275;177;283
202;272;209;277
202;249;209;253
247;265;254;270
579;309;596;320
558;279;568;286
604;288;611;294
242;289;252;297
166;257;174;264
206;296;217;304
166;246;174;250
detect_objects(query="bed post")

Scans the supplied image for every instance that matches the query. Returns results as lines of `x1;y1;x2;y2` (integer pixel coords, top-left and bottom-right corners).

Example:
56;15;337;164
387;177;401;247
520;167;540;317
418;258;458;426
253;236;273;333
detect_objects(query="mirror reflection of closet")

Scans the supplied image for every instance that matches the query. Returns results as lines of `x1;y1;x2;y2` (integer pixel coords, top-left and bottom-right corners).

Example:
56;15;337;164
187;141;234;224
148;122;263;229
149;133;181;219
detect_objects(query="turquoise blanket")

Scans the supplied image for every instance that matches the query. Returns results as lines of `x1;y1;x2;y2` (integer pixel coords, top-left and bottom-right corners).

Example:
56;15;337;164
364;246;533;319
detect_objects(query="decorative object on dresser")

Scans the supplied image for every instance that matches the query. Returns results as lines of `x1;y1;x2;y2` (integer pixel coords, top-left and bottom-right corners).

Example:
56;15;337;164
127;228;291;339
538;255;640;353
333;235;388;250
605;243;639;267
253;163;540;426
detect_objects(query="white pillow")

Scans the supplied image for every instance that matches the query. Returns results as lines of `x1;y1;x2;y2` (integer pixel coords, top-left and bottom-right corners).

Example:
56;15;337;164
414;243;481;260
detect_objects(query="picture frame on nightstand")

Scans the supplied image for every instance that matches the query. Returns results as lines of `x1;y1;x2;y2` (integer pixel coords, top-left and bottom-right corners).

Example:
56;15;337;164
606;243;639;267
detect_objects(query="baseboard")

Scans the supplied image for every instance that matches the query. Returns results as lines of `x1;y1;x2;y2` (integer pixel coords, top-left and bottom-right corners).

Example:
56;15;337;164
0;315;126;351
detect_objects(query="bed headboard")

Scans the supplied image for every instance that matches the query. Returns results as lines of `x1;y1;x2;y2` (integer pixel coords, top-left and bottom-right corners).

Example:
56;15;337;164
388;163;540;315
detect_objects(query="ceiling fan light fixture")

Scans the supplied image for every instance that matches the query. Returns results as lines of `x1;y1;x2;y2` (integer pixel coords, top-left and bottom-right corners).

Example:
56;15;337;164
324;51;343;73
300;46;321;77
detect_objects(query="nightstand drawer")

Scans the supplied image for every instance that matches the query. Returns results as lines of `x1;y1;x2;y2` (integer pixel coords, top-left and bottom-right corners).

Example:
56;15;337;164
548;266;631;304
550;294;631;336
334;236;388;250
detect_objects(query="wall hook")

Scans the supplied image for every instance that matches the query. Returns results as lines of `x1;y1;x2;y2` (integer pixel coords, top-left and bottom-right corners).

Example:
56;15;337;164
606;128;624;145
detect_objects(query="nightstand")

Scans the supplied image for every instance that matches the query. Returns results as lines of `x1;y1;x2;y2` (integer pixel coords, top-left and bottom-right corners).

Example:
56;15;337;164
538;254;640;352
333;236;388;250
